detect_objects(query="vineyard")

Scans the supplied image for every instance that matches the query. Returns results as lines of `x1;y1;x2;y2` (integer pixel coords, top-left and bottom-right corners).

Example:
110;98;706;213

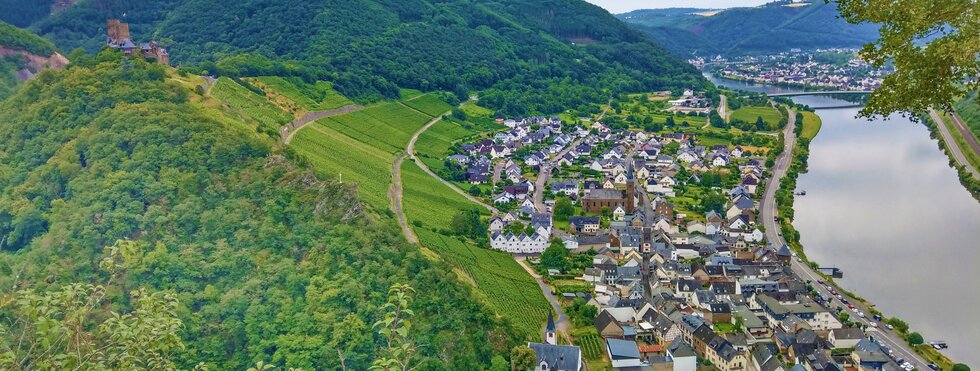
413;228;550;340
250;76;353;111
401;161;484;227
415;120;477;172
574;332;604;359
318;102;433;154
210;77;291;134
290;122;394;208
402;93;453;117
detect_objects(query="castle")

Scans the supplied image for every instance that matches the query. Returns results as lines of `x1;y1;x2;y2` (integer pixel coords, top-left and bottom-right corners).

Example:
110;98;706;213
105;19;169;66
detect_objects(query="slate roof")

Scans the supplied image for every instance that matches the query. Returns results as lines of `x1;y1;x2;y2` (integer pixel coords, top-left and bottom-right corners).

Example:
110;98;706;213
606;338;641;360
528;342;582;371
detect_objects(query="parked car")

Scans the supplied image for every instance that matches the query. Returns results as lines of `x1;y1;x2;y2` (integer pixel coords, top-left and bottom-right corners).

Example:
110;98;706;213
848;304;856;309
841;298;849;304
887;324;894;330
869;322;877;327
929;364;940;370
858;311;866;317
873;314;883;321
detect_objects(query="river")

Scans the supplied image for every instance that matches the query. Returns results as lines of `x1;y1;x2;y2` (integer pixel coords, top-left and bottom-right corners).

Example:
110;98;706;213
708;73;980;366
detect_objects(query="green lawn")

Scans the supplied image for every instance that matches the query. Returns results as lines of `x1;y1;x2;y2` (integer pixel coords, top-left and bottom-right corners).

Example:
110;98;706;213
732;105;782;127
800;111;823;141
251;76;353;111
210;77;291;134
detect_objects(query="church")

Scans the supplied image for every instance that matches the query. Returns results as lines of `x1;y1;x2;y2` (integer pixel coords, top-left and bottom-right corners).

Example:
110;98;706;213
527;313;582;371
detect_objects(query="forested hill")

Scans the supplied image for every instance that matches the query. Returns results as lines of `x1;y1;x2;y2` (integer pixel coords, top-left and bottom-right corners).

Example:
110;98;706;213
0;21;67;98
618;1;880;57
0;53;510;369
23;0;706;115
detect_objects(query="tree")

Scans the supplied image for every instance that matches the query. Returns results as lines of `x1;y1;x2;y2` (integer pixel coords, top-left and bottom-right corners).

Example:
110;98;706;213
553;197;574;221
834;0;979;116
540;240;570;272
490;355;509;371
952;364;971;371
906;332;924;346
511;345;537;371
371;284;420;371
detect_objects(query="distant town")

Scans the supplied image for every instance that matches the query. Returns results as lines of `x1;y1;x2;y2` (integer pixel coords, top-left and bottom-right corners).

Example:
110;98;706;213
690;49;891;92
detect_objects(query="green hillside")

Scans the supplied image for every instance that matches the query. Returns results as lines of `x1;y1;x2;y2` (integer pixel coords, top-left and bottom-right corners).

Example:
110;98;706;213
0;21;58;99
954;91;980;139
0;52;511;369
27;0;706;115
619;1;879;56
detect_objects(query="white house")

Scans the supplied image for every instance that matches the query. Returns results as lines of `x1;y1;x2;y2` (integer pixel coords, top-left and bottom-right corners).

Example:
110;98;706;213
490;232;548;254
744;228;764;243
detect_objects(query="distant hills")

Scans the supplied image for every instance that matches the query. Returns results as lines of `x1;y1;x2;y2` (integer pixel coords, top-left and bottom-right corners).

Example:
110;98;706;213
8;0;707;116
618;1;880;57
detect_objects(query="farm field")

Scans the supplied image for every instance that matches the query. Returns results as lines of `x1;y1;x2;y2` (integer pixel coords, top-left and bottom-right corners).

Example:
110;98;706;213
732;105;782;127
415;120;476;172
210;77;291;135
402;93;453;117
401;161;485;227
412;228;550;340
320;102;433;154
251;76;353;111
290;122;394;208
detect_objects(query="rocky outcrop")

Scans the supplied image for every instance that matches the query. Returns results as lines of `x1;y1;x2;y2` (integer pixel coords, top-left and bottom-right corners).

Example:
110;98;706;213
0;46;69;82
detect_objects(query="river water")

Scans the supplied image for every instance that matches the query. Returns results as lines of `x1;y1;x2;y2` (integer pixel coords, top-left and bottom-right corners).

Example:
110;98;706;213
708;73;980;365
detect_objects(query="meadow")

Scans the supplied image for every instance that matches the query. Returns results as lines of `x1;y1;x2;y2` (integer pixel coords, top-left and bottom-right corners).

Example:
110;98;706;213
210;77;291;134
800;111;823;141
732;105;782;127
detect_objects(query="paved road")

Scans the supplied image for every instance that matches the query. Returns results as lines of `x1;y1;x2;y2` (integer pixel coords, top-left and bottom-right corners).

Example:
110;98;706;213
282;105;363;144
929;109;979;178
760;108;931;370
516;256;572;344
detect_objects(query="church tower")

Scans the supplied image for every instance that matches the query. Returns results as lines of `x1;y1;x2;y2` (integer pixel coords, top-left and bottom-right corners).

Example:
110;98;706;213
545;311;557;345
625;159;635;213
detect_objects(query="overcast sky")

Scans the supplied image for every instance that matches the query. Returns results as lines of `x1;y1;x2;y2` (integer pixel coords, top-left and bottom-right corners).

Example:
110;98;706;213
585;0;770;13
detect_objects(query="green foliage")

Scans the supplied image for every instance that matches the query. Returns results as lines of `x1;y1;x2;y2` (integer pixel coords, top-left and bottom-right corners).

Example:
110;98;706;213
371;284;421;371
540;240;570;271
887;317;910;333
33;0;706;114
401;93;453;117
210;76;291;136
954;91;980;138
906;332;924;346
451;209;487;241
574;331;603;360
835;0;979;116
510;345;537;371
553;197;574;222
565;298;597;327
0;53;503;369
953;364;971;371
0;21;56;55
251;76;354;111
620;2;880;56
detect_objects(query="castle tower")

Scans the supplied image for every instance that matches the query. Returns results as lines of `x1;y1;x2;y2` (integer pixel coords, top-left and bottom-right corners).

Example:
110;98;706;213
544;312;557;345
106;19;130;43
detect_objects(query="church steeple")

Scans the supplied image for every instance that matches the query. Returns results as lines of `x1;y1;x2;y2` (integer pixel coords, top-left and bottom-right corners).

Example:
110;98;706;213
545;312;557;345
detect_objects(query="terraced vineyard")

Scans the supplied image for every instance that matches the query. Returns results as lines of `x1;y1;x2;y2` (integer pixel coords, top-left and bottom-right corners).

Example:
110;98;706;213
290;122;394;208
210;77;291;135
401;161;484;227
415;120;479;172
251;76;353;111
402;93;453;117
413;228;550;340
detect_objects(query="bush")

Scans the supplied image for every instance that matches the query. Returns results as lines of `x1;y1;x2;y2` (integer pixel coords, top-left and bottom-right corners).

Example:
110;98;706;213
906;332;924;346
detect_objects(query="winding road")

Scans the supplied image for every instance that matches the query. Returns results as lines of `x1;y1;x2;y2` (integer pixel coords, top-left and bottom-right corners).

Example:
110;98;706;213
760;108;931;370
929;108;979;178
516;256;573;344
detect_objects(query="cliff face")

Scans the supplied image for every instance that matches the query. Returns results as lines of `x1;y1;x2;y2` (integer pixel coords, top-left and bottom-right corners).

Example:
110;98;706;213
0;46;69;81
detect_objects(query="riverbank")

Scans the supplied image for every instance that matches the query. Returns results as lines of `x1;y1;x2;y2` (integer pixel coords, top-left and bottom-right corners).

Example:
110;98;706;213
924;111;980;200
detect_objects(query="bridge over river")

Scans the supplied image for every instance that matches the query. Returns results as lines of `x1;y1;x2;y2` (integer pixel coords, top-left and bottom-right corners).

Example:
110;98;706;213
767;90;872;97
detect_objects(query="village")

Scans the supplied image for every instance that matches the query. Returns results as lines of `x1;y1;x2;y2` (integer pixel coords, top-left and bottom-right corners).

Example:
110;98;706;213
691;49;889;92
442;95;923;371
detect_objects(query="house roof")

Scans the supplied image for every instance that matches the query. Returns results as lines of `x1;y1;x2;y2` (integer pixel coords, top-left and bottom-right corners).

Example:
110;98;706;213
832;327;865;340
606;339;641;360
528;342;582;371
667;338;697;358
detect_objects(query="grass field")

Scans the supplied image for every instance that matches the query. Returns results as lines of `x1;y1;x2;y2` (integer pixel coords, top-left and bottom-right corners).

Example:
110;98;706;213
412;228;550;340
402;93;453;117
210;77;291;134
732;105;782;127
251;76;353;112
461;100;493;118
800;111;823;141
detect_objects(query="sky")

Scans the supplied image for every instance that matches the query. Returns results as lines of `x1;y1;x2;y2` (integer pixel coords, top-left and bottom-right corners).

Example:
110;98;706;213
584;0;770;14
